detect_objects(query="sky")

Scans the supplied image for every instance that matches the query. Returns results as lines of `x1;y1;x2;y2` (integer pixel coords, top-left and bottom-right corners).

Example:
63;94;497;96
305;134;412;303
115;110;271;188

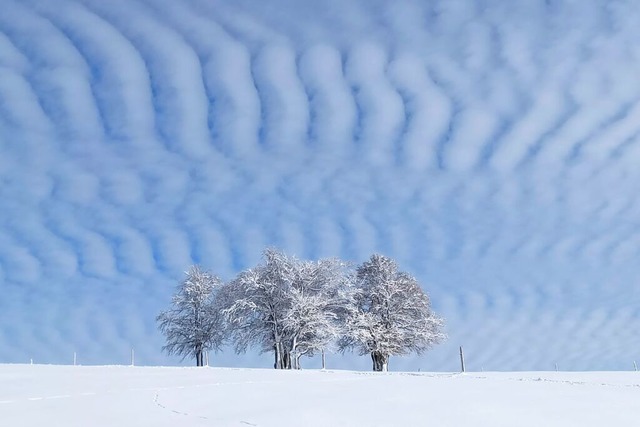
1;0;640;372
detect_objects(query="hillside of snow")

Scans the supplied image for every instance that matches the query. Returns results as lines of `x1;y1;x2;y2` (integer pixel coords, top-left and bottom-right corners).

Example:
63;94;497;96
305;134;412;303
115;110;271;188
1;364;638;426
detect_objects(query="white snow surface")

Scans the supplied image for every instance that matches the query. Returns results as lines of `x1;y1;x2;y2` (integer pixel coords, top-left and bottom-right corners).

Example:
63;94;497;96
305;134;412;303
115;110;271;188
0;364;638;426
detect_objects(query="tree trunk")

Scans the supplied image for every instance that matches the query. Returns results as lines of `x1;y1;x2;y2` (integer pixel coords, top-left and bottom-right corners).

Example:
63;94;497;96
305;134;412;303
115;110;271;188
289;337;298;370
274;343;280;369
295;354;302;370
371;351;389;372
321;350;326;370
282;349;291;369
195;348;203;367
274;350;277;369
274;342;292;369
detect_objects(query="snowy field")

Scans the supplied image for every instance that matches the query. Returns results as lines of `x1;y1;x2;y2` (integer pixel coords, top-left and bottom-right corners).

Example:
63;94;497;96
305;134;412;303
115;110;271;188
1;364;638;426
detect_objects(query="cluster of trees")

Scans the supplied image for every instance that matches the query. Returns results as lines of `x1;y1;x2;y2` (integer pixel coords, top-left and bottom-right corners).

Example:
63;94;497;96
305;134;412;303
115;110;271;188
157;249;446;371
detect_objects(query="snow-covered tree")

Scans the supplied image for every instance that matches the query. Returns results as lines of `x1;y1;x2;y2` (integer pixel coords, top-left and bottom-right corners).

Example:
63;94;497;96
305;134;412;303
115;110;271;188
222;249;297;369
156;265;225;367
283;258;355;369
341;254;446;372
222;250;355;369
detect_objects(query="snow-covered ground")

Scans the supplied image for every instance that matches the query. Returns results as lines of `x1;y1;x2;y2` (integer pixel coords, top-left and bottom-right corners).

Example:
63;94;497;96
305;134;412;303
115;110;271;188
1;364;638;426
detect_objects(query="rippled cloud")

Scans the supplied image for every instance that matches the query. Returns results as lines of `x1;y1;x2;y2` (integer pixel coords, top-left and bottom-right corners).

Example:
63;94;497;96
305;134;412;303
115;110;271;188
0;0;639;371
